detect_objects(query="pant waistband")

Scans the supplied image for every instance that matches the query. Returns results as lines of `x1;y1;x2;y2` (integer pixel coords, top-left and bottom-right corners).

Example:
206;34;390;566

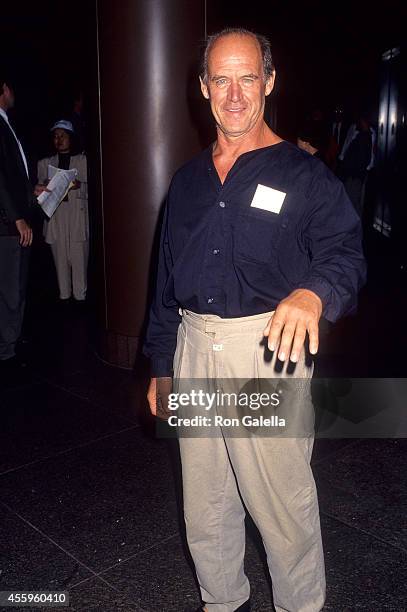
181;309;274;334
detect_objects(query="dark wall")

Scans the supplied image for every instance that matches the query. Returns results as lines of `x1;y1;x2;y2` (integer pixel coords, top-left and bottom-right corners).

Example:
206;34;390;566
0;1;94;169
207;0;407;140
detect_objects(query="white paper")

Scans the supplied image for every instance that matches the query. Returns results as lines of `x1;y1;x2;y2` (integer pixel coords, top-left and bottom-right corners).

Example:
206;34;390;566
250;184;286;214
37;165;78;218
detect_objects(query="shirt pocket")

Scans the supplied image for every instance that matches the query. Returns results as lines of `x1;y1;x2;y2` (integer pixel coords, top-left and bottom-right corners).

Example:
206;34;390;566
233;207;286;264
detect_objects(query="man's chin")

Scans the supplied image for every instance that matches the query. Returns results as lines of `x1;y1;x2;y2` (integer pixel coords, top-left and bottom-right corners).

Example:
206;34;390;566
218;124;251;138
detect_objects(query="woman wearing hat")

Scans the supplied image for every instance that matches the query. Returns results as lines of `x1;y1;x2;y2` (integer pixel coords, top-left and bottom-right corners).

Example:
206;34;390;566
37;120;88;302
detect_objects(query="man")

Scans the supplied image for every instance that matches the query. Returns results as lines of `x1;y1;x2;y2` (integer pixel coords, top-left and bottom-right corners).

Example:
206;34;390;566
0;75;35;366
144;29;365;612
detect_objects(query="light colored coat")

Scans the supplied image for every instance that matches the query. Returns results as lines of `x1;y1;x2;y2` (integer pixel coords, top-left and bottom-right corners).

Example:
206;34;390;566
37;154;88;244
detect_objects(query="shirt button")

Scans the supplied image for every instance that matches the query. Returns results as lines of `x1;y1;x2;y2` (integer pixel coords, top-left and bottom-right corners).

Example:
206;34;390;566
212;249;220;255
207;297;214;304
219;201;226;208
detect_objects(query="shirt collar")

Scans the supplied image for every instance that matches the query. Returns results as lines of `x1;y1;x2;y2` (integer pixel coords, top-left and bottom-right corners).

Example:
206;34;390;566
0;107;9;123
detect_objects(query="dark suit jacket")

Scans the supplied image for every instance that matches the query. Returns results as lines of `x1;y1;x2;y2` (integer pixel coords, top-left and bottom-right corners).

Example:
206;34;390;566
0;115;33;236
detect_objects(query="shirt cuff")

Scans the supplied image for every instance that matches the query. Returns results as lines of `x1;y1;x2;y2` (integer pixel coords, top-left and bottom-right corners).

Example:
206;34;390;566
298;278;334;318
150;357;174;378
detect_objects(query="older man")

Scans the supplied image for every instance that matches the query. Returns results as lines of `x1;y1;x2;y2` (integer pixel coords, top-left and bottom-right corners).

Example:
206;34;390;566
144;29;365;612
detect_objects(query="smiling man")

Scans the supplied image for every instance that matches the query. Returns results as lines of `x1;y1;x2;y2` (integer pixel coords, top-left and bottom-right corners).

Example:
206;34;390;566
144;29;366;612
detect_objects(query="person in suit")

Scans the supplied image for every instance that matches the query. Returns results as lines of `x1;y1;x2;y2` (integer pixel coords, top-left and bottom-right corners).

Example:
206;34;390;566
37;120;88;302
325;105;349;171
0;74;37;366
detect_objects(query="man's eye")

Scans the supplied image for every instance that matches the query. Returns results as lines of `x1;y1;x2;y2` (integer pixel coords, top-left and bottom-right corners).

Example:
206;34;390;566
215;79;228;87
242;78;254;86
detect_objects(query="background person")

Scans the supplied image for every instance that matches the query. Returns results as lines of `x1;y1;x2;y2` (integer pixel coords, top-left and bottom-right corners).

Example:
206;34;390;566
37;120;88;302
0;74;35;367
337;113;375;218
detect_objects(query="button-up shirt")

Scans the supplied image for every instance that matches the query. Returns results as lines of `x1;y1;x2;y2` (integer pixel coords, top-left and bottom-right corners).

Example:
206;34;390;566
144;141;366;377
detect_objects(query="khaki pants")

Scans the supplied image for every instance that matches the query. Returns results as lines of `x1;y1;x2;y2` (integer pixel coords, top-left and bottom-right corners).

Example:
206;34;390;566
50;239;88;301
175;310;325;612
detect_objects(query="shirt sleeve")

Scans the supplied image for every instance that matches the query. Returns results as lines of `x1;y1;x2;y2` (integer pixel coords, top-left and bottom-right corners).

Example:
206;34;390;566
298;167;367;322
143;191;181;377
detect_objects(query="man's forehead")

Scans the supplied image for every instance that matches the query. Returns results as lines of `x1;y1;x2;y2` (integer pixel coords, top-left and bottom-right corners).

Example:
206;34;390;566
207;34;262;72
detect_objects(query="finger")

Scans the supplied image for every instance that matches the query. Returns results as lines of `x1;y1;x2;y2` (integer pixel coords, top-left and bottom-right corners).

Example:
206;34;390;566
308;319;319;355
147;390;157;416
267;315;285;351
28;231;33;246
263;314;274;337
147;379;157;416
289;323;307;362
277;321;296;361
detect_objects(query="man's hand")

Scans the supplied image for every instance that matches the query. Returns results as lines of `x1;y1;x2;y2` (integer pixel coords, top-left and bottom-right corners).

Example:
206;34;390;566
15;219;33;247
147;377;173;419
34;184;51;197
263;289;322;362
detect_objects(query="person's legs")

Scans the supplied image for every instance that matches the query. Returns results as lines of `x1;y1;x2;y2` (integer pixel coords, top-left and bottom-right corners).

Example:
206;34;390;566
179;436;250;611
175;315;250;611
50;240;71;300
224;435;325;612
177;311;325;612
0;237;30;360
218;320;325;612
71;240;89;301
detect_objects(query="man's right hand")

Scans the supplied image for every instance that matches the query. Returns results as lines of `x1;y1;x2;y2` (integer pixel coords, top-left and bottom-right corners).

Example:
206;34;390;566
34;184;51;197
147;377;173;419
15;219;33;247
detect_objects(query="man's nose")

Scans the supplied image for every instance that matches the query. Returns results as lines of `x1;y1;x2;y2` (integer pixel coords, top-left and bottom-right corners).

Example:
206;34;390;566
227;81;242;102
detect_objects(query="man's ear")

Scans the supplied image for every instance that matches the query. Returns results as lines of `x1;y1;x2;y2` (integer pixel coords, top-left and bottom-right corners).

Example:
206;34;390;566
265;70;276;97
199;76;210;100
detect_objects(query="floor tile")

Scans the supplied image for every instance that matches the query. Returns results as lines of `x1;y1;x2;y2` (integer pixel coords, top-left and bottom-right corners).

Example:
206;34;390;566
68;576;144;611
0;429;180;574
0;382;136;474
311;438;363;465
0;507;92;592
44;359;144;426
322;514;407;610
315;439;407;551
98;534;200;612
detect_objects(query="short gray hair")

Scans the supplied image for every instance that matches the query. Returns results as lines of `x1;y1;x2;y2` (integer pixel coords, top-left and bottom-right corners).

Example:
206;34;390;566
200;28;275;84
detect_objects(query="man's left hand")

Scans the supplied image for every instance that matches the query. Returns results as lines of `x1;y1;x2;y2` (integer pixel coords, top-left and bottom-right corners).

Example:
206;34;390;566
263;289;322;362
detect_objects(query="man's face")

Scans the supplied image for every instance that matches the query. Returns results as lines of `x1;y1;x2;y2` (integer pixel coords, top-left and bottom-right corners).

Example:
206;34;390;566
53;128;71;153
200;34;275;139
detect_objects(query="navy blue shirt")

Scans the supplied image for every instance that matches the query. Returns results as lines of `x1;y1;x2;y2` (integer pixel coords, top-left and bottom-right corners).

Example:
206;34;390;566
144;141;366;376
